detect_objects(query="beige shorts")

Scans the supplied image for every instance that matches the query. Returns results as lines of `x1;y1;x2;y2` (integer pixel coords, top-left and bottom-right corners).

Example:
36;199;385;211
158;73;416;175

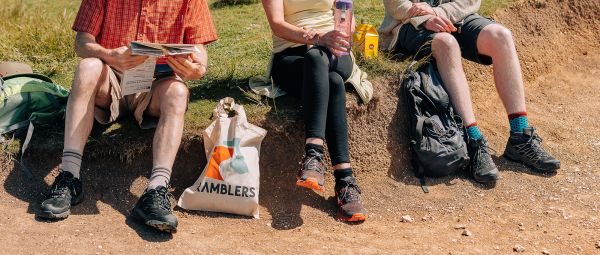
93;66;182;129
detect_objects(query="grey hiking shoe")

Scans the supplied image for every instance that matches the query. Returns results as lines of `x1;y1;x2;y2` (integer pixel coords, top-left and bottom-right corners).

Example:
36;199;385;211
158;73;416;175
39;171;84;219
504;127;560;173
335;176;367;222
131;186;178;233
468;138;500;183
296;149;327;192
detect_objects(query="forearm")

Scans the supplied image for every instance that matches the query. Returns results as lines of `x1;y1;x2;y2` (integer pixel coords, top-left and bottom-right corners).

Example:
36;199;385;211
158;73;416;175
195;44;208;68
269;21;320;45
74;32;113;63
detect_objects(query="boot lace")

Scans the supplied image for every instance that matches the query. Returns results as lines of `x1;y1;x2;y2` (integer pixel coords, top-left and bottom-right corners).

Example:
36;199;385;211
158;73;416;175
338;180;362;204
50;172;75;198
142;187;172;211
472;141;496;171
302;152;325;175
515;134;546;162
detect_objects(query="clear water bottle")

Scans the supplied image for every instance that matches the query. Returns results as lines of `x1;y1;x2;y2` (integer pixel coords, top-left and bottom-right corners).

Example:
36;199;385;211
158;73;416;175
334;0;353;55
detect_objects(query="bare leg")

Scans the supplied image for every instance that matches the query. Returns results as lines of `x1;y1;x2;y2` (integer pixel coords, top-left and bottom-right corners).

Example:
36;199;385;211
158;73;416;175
305;138;324;145
305;138;350;169
431;33;477;125
145;78;189;171
477;24;526;114
63;58;111;152
39;58;112;219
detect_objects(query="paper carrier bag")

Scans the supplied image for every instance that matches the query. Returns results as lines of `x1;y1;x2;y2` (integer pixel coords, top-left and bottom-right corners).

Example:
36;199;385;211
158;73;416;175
178;97;267;218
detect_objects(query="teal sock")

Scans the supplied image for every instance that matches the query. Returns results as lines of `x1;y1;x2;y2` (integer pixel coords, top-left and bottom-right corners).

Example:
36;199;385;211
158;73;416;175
466;123;483;140
508;112;529;133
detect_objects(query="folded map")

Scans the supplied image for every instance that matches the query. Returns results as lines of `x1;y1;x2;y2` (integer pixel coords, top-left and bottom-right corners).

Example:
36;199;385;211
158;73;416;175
130;41;200;56
121;42;200;95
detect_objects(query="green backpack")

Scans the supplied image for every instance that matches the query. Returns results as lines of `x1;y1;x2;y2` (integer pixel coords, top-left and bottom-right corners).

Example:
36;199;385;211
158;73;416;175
0;74;69;177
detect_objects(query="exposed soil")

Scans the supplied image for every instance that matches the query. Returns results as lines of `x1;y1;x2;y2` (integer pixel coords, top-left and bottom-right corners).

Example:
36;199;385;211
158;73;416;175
2;0;600;254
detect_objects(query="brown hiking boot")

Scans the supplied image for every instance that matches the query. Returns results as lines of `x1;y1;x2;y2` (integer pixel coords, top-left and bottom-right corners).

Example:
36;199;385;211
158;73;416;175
296;149;327;192
335;176;367;222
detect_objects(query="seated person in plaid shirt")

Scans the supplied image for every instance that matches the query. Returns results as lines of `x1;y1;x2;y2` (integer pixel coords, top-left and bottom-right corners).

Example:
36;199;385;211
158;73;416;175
38;0;218;233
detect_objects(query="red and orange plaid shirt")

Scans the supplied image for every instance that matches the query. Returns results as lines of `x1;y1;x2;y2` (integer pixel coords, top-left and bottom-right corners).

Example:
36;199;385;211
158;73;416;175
72;0;218;49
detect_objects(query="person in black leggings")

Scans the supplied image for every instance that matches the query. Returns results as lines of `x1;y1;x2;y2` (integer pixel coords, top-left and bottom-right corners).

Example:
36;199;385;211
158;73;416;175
271;44;367;222
273;45;352;165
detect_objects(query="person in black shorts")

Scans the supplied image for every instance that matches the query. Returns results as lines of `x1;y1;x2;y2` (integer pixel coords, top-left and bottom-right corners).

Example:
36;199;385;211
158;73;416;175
380;0;560;183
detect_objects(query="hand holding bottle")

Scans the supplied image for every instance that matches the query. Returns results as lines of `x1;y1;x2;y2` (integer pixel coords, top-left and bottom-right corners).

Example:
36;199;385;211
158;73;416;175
317;30;350;56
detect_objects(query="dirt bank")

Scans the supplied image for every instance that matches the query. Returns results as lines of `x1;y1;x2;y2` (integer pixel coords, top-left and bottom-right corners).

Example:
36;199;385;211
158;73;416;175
2;0;600;254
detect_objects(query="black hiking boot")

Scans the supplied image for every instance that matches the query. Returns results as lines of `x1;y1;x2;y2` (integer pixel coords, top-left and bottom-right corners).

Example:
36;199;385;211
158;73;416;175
296;149;327;192
335;176;367;222
468;138;500;183
39;171;84;219
131;186;178;233
504;127;560;173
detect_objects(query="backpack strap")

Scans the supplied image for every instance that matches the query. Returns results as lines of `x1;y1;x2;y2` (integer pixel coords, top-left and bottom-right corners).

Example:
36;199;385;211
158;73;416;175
415;116;426;139
417;165;429;193
0;122;35;179
411;158;430;193
18;122;35;179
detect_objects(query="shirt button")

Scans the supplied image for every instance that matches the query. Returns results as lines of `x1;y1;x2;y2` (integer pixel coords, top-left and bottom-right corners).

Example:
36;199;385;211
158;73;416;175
138;33;143;37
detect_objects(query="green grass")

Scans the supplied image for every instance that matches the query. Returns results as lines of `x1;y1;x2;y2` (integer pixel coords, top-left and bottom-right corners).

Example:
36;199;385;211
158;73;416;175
0;0;516;133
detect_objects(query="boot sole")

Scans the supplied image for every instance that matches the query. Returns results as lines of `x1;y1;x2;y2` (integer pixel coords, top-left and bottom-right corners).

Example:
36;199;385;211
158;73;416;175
37;192;84;220
296;177;324;192
131;208;177;233
38;210;71;219
503;151;560;173
146;220;177;233
338;212;367;222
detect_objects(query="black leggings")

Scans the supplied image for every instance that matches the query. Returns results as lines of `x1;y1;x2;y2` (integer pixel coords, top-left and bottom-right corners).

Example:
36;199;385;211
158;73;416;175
271;45;353;165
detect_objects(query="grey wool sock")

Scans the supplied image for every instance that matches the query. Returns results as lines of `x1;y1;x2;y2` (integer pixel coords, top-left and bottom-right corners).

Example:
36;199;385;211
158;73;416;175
147;166;172;189
61;149;83;179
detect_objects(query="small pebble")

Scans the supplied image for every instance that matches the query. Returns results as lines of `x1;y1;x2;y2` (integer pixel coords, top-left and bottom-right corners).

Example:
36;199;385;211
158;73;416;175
542;248;550;255
461;230;472;237
401;215;413;223
596;240;600;248
513;244;525;253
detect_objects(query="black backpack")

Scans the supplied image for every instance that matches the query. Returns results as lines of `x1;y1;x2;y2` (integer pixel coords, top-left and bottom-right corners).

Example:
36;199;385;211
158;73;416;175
401;60;469;193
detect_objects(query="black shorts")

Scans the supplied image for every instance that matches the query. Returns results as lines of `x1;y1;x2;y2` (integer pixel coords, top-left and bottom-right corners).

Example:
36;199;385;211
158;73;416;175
395;14;495;65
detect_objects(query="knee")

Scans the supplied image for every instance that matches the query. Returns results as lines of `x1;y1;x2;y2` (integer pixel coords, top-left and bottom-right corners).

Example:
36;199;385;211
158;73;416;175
304;47;329;67
162;82;189;116
328;73;346;95
72;58;105;92
482;25;514;47
76;58;104;77
432;33;459;54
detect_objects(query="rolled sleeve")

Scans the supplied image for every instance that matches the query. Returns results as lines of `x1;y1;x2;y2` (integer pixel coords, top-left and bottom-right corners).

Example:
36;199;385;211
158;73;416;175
184;0;218;45
72;0;104;37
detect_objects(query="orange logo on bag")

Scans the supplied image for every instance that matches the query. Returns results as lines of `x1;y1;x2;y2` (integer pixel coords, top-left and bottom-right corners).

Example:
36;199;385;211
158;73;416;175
205;146;234;181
